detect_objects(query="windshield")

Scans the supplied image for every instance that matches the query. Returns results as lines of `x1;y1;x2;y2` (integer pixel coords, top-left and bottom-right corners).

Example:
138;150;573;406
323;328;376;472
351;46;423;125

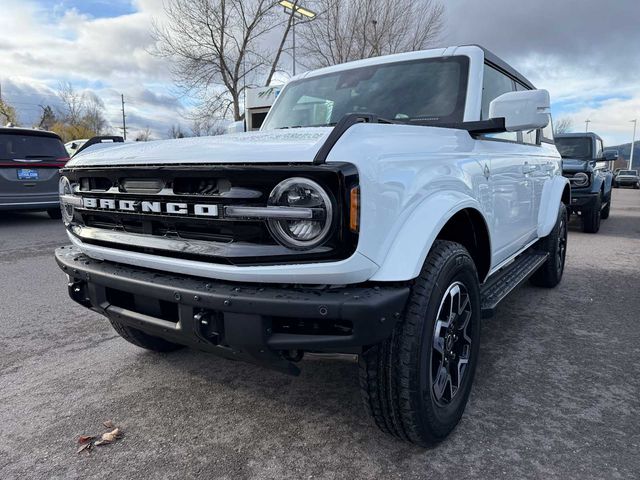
262;56;469;130
555;137;592;160
0;133;67;160
619;170;637;175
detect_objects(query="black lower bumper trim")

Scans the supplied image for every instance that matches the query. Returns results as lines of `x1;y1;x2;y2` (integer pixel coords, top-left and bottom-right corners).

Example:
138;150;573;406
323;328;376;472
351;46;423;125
568;192;599;212
55;245;409;374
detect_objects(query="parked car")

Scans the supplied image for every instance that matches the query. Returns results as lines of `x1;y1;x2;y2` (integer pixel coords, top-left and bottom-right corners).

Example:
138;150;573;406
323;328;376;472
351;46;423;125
64;139;88;157
614;169;640;189
556;133;617;233
0;127;68;218
54;45;569;446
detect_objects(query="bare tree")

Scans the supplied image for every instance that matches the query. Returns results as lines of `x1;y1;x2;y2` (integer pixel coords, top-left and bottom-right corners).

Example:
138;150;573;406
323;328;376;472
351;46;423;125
57;82;86;125
298;0;445;69
135;127;152;142
554;117;574;135
151;0;290;122
37;105;57;130
168;124;186;139
0;98;18;125
51;83;109;141
191;117;228;136
82;93;108;135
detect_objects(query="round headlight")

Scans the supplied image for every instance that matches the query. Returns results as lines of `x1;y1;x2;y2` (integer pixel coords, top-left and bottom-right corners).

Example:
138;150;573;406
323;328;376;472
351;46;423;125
59;176;75;223
572;172;589;187
267;177;333;250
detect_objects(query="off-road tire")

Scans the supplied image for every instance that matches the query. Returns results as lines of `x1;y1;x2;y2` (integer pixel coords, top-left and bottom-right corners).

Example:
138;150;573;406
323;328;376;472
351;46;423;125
359;240;481;446
582;196;601;233
601;195;611;220
47;208;62;219
530;203;568;288
109;318;184;352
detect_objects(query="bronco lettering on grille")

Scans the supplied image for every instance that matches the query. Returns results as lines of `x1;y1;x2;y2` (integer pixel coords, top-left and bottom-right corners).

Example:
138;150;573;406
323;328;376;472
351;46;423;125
82;198;219;217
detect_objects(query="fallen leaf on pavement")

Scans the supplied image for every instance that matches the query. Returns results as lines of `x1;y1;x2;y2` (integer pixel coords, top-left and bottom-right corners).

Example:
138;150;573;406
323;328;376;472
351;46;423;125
103;420;114;429
94;440;111;446
77;442;92;454
78;435;94;444
101;428;121;442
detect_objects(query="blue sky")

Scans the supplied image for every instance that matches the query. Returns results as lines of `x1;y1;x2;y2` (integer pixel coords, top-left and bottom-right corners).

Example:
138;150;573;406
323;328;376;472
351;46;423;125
48;0;136;19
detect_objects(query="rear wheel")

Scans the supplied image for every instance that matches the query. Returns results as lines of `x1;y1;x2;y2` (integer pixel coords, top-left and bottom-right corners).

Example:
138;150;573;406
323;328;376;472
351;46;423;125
47;208;62;219
359;241;481;446
582;196;601;233
530;203;568;288
109;318;184;352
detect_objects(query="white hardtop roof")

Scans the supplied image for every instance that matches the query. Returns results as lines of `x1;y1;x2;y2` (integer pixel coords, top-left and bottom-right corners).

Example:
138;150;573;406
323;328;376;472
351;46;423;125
294;45;479;81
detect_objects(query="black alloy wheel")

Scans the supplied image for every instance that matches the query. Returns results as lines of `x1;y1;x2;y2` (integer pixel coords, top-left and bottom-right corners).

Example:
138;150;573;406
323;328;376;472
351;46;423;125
431;281;473;406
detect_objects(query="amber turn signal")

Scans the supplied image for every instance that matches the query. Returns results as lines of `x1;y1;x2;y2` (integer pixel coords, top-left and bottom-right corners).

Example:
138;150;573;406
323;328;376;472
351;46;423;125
349;186;360;233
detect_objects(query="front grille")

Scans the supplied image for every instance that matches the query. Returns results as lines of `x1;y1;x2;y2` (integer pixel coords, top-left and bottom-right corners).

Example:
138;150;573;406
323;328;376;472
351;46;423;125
63;164;359;265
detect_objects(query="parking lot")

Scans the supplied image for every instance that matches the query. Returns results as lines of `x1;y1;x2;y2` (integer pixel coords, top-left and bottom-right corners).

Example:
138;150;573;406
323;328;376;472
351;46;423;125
0;189;638;479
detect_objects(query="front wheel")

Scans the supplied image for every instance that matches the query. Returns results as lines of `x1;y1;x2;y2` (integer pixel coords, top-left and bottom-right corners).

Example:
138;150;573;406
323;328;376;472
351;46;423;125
601;195;611;220
634;182;640;190
359;240;481;446
582;197;601;233
47;208;62;219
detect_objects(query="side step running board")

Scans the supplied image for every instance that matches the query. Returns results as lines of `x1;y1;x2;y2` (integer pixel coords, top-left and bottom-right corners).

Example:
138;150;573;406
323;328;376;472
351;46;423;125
480;251;549;318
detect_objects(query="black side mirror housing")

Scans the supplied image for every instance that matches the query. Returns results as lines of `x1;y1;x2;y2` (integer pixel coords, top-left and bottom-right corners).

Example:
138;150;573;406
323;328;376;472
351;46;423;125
603;150;619;161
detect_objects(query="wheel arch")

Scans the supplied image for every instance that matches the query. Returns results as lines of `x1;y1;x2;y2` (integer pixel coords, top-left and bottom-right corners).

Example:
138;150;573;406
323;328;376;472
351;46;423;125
538;175;571;238
369;193;492;283
434;208;491;282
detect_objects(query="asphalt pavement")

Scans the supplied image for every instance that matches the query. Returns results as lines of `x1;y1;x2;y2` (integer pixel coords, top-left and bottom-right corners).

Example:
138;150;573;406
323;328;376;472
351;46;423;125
1;189;639;479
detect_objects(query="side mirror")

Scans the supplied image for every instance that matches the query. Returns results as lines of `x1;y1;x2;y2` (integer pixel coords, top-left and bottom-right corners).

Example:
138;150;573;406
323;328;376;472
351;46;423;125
489;89;550;132
603;150;619;161
226;120;246;134
71;142;78;149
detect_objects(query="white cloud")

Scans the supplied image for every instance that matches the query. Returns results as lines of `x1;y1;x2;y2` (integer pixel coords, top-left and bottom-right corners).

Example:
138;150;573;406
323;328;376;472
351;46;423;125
0;0;183;138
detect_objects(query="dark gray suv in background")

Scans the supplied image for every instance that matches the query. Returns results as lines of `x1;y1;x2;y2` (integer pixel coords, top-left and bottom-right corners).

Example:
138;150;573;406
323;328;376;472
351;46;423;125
0;127;68;218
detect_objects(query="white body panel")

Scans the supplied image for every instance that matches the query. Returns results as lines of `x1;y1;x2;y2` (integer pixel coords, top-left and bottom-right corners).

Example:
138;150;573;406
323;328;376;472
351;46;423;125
65;46;568;285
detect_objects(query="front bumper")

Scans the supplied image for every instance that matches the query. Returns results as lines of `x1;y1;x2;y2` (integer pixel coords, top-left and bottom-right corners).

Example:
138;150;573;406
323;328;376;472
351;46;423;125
568;191;599;213
55;246;409;374
615;178;639;186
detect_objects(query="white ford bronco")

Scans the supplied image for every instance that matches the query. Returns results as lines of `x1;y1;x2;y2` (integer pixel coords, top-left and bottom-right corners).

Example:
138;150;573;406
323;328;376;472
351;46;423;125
56;45;570;446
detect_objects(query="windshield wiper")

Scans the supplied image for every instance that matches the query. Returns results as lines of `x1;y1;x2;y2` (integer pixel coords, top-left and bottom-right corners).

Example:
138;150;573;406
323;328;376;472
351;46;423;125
278;123;337;129
278;115;400;130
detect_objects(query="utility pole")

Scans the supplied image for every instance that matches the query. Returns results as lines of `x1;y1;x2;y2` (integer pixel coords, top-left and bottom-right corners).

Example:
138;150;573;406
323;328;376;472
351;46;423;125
630;119;637;170
120;94;127;140
292;17;296;76
585;119;591;133
278;1;316;77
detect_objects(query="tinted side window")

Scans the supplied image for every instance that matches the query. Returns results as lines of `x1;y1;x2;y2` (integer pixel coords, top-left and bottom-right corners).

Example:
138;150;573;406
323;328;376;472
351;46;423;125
481;64;518;141
541;116;554;143
596;138;604;158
